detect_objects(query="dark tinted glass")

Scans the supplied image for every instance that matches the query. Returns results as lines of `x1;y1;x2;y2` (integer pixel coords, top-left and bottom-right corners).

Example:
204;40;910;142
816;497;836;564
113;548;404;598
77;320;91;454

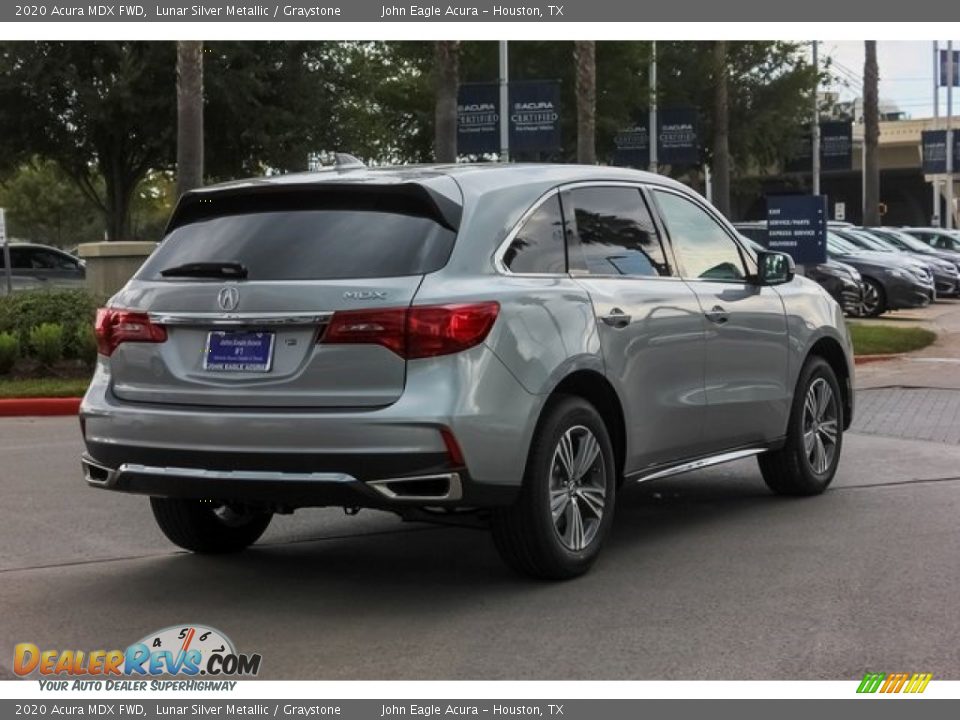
566;187;668;277
654;191;746;281
502;195;567;274
140;207;456;281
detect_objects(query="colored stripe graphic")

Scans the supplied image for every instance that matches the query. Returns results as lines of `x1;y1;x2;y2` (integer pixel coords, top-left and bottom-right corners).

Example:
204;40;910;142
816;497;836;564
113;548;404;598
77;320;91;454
857;672;932;694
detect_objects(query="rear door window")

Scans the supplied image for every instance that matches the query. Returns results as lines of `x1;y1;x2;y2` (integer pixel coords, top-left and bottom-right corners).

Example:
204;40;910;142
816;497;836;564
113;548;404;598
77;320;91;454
563;186;670;277
139;191;457;281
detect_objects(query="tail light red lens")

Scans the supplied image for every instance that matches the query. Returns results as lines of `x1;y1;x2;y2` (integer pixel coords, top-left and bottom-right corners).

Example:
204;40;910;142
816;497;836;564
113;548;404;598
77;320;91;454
94;308;167;357
322;302;499;359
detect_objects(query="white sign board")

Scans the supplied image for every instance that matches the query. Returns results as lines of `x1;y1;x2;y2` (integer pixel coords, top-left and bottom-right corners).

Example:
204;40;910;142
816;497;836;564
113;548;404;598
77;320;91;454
834;202;846;221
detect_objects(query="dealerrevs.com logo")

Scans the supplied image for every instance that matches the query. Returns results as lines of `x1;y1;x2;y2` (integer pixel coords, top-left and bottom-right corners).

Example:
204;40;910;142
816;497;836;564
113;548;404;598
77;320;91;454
14;624;262;687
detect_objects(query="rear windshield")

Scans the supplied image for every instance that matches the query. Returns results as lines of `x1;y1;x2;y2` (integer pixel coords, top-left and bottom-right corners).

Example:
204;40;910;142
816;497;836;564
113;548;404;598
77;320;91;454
138;193;457;281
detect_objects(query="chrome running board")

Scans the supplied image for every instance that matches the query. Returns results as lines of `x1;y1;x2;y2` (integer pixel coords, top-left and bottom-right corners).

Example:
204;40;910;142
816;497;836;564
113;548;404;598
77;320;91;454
626;447;766;484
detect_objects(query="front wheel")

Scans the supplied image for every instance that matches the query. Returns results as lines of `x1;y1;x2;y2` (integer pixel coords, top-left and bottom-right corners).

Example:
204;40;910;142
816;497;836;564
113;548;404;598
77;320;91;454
150;498;272;553
492;395;616;580
759;356;843;496
860;278;886;317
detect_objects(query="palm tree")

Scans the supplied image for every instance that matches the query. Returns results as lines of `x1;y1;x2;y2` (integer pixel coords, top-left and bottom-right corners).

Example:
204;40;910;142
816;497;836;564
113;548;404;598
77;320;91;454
176;41;204;198
863;41;880;226
433;42;460;163
712;41;731;217
574;41;597;164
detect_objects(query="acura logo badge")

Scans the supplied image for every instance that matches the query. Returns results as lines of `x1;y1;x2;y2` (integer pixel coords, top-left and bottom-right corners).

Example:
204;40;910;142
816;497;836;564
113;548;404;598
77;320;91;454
217;286;240;312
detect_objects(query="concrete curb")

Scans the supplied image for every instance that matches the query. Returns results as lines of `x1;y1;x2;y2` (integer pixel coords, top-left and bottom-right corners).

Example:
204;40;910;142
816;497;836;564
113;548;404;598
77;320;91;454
854;353;904;366
0;397;83;417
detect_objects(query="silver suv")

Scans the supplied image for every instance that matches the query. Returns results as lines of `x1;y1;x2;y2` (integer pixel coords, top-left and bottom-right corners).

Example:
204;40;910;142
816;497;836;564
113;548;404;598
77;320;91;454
80;164;854;579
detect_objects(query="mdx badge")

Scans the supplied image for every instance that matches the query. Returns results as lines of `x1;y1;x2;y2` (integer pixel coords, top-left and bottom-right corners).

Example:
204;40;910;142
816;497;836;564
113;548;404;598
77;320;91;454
343;290;387;300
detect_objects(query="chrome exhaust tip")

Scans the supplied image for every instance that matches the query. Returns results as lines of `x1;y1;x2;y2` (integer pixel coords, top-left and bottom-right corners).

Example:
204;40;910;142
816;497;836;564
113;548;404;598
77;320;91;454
367;473;463;502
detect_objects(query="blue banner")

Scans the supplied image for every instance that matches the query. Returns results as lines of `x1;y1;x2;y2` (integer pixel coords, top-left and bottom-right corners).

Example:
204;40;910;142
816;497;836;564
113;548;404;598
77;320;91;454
819;121;853;172
657;108;700;166
457;83;500;156
508;80;562;154
766;195;827;265
612;122;651;169
921;130;959;175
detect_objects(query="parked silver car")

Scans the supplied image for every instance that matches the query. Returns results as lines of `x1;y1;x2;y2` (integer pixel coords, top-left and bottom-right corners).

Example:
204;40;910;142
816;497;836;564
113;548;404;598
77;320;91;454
0;242;86;290
80;164;854;579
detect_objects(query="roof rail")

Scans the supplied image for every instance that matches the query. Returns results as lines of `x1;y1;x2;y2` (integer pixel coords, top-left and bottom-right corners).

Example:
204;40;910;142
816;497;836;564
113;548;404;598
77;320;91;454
334;153;366;171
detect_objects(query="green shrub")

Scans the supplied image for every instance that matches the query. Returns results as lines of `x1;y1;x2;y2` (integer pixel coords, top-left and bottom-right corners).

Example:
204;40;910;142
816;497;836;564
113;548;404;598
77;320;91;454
0;331;18;374
29;322;65;367
75;324;98;367
0;289;102;359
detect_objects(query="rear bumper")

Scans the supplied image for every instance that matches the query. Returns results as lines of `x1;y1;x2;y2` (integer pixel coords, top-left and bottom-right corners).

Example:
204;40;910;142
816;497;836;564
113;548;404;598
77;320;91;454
79;344;542;507
81;452;517;509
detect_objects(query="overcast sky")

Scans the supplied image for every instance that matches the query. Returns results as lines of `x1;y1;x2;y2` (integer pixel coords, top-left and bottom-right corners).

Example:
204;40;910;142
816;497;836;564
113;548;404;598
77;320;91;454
820;40;958;119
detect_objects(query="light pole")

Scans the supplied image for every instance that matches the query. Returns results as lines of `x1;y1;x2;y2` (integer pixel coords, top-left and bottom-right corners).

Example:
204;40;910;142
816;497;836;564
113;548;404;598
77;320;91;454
499;41;510;163
933;41;941;227
812;40;821;197
947;40;955;230
649;41;658;173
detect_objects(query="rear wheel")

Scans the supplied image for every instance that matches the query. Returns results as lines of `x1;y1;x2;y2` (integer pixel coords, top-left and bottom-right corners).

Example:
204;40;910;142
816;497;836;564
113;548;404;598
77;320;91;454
860;278;886;317
492;395;616;580
758;356;843;496
150;498;272;553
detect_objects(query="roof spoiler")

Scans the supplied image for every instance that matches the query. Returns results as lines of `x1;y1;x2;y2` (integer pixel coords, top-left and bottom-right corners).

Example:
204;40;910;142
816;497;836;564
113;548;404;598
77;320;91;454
165;182;463;236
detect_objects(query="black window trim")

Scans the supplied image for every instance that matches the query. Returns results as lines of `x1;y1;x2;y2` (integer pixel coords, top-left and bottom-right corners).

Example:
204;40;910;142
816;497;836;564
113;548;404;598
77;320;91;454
648;186;755;283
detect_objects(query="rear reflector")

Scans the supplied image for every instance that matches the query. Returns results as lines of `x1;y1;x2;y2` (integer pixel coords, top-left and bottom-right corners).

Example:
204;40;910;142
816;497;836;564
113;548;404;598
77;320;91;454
95;308;167;357
322;302;499;359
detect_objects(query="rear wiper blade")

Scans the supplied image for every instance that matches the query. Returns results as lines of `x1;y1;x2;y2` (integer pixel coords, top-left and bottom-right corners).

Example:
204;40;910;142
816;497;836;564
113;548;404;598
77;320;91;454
159;262;248;279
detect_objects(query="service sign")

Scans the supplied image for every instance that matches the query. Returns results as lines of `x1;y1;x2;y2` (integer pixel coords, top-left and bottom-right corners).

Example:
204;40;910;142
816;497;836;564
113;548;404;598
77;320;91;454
766;195;828;265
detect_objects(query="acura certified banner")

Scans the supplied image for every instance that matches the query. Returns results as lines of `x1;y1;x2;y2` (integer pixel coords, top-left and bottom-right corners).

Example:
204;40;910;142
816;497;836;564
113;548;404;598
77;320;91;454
456;80;561;155
922;130;959;175
612;109;700;169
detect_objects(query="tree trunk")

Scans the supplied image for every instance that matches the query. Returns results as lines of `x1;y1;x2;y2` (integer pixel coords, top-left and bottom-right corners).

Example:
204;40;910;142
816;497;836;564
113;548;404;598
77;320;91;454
712;41;731;218
176;41;204;199
574;41;597;165
863;41;881;226
103;167;133;242
433;42;460;163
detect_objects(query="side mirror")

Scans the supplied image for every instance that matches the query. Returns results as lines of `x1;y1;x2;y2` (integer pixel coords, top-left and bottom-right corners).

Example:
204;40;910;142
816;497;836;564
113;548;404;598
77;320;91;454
756;251;795;286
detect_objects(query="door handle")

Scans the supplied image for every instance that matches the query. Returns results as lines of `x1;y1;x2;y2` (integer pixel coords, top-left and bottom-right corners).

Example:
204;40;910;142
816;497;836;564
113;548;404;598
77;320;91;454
704;305;728;324
600;308;632;328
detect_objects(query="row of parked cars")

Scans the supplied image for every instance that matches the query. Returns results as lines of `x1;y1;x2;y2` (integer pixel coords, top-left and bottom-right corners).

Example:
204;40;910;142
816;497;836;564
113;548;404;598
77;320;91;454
735;223;960;317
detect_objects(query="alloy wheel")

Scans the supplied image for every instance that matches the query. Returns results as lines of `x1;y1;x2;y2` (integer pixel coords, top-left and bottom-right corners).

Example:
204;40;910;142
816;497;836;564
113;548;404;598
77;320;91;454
802;378;839;475
549;425;607;551
860;283;880;316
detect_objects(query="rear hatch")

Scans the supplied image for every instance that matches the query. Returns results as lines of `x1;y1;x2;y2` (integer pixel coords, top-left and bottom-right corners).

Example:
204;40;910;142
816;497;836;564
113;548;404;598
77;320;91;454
104;183;459;408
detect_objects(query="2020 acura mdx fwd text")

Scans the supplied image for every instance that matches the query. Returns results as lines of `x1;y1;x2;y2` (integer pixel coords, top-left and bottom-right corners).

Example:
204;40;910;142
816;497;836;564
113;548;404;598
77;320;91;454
80;163;854;579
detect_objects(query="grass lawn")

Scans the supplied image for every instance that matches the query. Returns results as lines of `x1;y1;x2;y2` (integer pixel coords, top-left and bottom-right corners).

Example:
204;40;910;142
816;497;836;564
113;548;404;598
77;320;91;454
0;376;91;399
848;323;937;356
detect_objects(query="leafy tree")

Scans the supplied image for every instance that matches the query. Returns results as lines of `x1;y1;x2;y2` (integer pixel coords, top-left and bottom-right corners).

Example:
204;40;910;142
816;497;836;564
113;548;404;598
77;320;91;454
0;41;176;241
0;159;105;247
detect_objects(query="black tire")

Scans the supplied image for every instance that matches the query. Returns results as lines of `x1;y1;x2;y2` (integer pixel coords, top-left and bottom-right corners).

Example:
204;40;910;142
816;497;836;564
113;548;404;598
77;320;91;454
860;278;887;317
491;395;616;580
150;497;272;554
759;356;843;496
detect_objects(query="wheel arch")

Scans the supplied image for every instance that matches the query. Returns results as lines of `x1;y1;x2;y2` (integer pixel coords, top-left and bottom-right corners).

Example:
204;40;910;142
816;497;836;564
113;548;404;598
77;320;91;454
545;370;627;482
806;336;853;429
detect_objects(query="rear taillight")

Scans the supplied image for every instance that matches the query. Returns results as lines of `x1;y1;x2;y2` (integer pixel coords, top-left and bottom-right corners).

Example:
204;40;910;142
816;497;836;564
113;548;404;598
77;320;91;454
94;308;167;357
321;302;499;360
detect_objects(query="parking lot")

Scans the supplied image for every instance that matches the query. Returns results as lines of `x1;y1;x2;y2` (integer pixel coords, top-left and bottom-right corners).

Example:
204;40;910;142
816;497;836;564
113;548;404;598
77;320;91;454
2;384;960;679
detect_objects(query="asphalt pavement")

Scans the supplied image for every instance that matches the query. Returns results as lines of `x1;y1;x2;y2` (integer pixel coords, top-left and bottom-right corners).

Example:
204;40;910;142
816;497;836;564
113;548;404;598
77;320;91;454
1;415;959;680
